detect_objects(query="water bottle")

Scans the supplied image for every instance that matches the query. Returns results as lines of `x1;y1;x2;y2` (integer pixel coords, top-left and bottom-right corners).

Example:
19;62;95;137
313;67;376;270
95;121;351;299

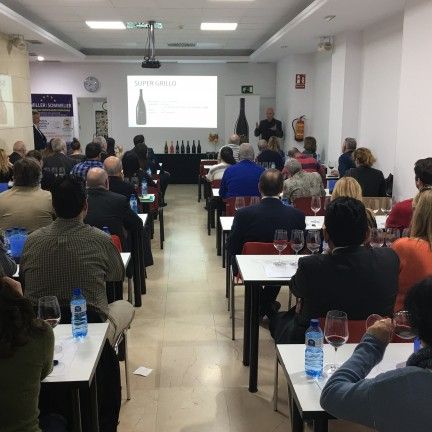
305;319;324;378
102;226;110;236
71;288;88;339
3;228;13;254
129;194;138;214
146;168;152;176
281;198;290;206
414;337;421;353
141;178;148;196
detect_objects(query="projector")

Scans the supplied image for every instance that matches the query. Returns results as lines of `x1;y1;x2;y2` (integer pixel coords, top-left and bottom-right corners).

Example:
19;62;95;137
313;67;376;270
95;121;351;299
141;58;161;69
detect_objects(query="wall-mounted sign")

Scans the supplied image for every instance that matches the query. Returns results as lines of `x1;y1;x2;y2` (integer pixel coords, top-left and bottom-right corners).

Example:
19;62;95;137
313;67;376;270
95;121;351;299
241;85;254;94
295;74;306;89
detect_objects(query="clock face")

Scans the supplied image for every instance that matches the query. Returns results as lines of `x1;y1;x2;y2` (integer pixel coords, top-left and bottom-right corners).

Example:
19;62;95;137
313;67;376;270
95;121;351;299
84;76;99;92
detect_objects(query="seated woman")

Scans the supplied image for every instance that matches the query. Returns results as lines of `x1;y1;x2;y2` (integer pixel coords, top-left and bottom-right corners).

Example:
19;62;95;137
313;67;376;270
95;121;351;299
268;136;285;162
345;147;387;197
302;136;318;160
0;275;55;432
391;188;432;311
331;176;377;228
321;277;432;432
206;146;236;182
0;148;13;183
256;139;284;171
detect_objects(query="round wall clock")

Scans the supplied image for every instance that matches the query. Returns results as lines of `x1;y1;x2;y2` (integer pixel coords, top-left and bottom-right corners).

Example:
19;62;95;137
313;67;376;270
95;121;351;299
83;76;100;92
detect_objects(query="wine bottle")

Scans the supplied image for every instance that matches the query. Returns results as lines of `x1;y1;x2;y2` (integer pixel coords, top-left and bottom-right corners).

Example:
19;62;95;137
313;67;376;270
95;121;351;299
136;89;146;125
234;97;249;142
181;140;185;154
0;89;7;125
197;140;201;154
175;140;180;154
164;140;168;154
186;140;191;154
192;140;196;154
169;141;174;154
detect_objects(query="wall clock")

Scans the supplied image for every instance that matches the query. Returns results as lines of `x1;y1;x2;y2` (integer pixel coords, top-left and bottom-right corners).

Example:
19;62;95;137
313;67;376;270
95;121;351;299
83;76;100;92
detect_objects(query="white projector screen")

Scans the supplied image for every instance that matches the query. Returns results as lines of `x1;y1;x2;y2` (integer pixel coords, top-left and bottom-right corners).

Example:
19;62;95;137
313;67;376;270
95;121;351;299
127;75;217;128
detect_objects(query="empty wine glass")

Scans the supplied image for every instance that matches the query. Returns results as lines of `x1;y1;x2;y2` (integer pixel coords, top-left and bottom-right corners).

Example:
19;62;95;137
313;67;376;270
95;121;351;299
380;197;392;215
290;230;304;255
393;310;416;340
323;196;331;211
328;160;335;170
366;314;384;330
306;230;321;254
235;197;245;211
310;196;321;223
273;229;288;265
371;199;380;215
38;296;61;328
385;228;400;246
324;310;349;375
370;228;385;248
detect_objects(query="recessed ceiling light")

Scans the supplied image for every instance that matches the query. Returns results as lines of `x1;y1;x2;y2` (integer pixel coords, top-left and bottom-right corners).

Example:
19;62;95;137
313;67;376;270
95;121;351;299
324;15;336;22
37;55;45;61
201;22;238;31
86;21;126;30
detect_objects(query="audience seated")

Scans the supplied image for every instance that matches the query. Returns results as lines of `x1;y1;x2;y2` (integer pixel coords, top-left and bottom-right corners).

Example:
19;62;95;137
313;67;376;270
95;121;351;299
206;146;236;182
256;139;284;170
345;147;386;197
338;137;357;176
42;137;76;178
321;277;432;432
386;158;432;230
303;136;318;160
283;148;326;183
0;158;55;233
8;140;27;165
0;148;13;182
270;197;399;344
41;139;54;160
93;135;108;162
219;143;264;198
0;236;17;277
391;189;432;311
283;158;325;202
146;144;170;206
227;169;306;318
122;134;143;177
104;156;137;199
69;138;86;162
225;134;241;162
21;175;134;345
70;142;103;180
268;136;285;161
331;176;377;228
106;137;116;157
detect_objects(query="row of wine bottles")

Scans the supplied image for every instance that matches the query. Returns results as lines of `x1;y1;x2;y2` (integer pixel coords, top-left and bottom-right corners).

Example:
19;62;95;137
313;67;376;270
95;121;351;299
164;140;202;154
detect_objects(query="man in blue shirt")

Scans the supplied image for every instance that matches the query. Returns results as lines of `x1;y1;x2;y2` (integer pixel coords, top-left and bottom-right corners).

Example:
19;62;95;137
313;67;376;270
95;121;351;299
337;137;357;176
219;143;264;198
70;142;103;180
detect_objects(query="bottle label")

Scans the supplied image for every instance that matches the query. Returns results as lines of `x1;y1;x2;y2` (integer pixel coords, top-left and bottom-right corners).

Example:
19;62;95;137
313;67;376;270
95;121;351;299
306;338;323;347
72;304;86;314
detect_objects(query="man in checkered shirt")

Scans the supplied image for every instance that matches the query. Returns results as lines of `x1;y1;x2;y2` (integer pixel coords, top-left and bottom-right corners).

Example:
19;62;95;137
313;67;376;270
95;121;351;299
70;142;103;180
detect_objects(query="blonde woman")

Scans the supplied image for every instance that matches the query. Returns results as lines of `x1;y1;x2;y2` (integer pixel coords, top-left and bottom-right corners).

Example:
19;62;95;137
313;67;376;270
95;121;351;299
0;149;13;183
345;147;386;197
391;188;432;311
331;177;377;228
268;136;285;160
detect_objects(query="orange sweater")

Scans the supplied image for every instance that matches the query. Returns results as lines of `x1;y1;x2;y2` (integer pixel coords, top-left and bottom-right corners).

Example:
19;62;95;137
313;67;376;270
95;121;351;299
391;238;432;311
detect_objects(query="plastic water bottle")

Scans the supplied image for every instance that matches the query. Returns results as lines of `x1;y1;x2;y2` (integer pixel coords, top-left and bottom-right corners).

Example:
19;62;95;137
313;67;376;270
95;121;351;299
146;168;152;176
305;319;324;378
141;178;148;196
102;226;110;236
281;198;290;206
71;288;88;339
130;194;138;214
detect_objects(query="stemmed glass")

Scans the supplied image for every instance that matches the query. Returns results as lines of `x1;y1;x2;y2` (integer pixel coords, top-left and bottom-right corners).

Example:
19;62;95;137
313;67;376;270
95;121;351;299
273;229;288;265
38;296;62;354
324;310;349;375
235;197;245;211
381;197;392;216
290;230;304;255
371;199;380;215
310;196;321;223
385;228;400;246
394;311;416;339
370;228;385;248
306;230;321;254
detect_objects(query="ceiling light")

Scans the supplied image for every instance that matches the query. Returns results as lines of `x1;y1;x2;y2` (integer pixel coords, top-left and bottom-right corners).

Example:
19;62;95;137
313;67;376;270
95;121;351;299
37;55;45;61
201;23;238;31
126;22;163;30
85;21;125;30
324;15;336;22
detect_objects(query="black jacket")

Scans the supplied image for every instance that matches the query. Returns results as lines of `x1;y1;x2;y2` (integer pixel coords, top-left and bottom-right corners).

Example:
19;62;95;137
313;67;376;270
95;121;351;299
8;152;22;165
43;153;77;174
254;119;283;141
108;176;136;200
256;149;284;171
345;166;387;197
122;149;140;178
33;125;47;150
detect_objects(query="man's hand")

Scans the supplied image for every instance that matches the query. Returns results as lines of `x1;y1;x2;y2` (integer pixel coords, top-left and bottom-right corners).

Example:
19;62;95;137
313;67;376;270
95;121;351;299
366;318;393;345
1;276;23;295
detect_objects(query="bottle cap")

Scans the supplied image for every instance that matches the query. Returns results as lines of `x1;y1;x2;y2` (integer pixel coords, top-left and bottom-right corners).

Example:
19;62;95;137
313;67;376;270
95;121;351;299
73;288;81;296
310;319;320;326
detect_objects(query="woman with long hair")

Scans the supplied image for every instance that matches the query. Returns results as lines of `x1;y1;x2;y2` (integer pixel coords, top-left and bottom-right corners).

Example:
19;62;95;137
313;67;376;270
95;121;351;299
391;188;432;311
0;148;13;182
206;146;236;182
268;136;285;160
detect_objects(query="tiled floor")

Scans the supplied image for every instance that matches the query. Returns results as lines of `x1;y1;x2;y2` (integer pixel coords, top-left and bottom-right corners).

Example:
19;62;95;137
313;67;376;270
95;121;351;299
118;185;370;432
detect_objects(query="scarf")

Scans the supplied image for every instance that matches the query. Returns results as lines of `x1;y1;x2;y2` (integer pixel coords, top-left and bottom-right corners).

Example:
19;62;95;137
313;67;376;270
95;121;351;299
406;345;432;369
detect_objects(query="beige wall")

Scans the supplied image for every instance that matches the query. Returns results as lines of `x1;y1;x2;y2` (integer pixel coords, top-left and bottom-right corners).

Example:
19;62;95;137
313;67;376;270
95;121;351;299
0;32;33;154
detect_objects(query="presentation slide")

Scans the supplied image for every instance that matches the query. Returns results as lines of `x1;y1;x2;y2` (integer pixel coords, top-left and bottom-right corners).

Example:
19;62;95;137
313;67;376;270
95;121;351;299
127;75;217;128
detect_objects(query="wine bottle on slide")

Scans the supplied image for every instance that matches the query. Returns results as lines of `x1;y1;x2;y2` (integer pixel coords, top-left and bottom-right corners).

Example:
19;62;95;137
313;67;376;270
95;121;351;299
197;140;201;154
234;97;249;142
181;140;185;154
169;141;174;154
175;141;180;154
164;141;168;154
136;89;146;125
192;140;196;154
186;140;191;154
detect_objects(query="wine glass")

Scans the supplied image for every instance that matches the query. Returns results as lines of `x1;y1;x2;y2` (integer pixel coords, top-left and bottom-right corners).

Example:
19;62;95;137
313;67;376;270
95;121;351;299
323;196;331;211
235;197;245;211
366;314;384;330
310;196;321;223
385;228;400;246
290;230;304;255
38;296;61;328
380;197;392;216
371;199;380;215
370;228;385;248
273;229;288;265
306;230;321;254
324;310;349;375
393;310;416;340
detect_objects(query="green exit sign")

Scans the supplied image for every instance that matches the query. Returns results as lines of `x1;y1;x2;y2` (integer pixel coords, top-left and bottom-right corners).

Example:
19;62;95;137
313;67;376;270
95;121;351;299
241;85;254;94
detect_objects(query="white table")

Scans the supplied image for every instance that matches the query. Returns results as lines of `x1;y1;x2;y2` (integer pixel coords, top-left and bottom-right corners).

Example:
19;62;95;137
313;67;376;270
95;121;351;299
137;213;148;227
236;254;305;393
277;343;412;431
45;323;109;431
306;215;387;230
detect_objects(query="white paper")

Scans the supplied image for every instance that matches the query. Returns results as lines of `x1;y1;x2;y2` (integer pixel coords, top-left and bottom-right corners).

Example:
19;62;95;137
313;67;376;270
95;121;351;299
133;366;153;377
264;262;297;278
49;336;78;377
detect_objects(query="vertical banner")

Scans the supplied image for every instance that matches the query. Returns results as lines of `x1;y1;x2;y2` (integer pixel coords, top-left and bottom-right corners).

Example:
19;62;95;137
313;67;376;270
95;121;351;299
31;94;74;142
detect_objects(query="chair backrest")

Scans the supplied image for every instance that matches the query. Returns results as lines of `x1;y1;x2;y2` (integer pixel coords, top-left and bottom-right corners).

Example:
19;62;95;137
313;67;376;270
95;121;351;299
199;159;218;176
224;196;260;217
0;183;8;193
242;241;293;255
111;234;122;252
292;196;326;216
319;318;366;343
148;185;159;212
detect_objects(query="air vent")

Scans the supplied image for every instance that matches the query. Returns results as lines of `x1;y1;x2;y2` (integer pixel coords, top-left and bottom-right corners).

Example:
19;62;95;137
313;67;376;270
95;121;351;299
167;42;197;48
26;39;42;45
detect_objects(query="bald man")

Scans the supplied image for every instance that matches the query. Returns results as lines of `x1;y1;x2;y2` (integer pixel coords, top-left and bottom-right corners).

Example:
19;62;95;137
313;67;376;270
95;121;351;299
84;167;143;250
103;156;137;200
254;107;283;141
223;134;241;162
9;141;27;165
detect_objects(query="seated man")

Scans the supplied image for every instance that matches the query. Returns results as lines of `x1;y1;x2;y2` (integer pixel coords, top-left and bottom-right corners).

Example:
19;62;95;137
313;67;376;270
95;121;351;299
283;158;325;202
8;140;27;165
146;146;170;206
283;148;326;184
271;197;399;344
0;157;55;233
227;169;306;318
122;134;143;178
386;157;432;230
225;134;241;162
93;135;108;162
321;278;432;432
70;142;103;180
103;156;136;200
20;175;134;345
219;143;265;198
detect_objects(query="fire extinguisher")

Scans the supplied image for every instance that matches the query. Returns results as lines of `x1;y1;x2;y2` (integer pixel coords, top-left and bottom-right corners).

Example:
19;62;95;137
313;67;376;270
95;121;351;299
292;115;305;142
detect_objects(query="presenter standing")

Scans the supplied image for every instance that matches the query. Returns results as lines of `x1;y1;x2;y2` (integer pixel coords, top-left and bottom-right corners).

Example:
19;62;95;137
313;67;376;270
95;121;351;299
32;110;47;151
254;107;283;141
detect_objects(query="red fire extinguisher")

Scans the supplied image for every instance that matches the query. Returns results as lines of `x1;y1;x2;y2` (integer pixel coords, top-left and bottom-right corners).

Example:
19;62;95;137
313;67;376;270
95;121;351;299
292;115;305;142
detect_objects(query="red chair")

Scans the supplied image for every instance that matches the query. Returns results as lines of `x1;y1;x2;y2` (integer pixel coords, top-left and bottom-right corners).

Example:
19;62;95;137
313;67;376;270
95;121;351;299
148;185;164;250
198;159;218;202
229;241;293;340
292;196;327;216
111;234;122;253
224;196;260;217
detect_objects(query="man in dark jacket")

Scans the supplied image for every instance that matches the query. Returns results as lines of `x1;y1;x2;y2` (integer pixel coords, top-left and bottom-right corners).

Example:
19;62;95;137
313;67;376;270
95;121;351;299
227;169;306;318
254;107;283;141
103;156;136;200
42;138;76;176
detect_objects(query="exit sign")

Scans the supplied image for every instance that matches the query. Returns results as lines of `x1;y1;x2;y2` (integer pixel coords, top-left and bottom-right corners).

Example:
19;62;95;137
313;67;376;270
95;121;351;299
241;85;254;94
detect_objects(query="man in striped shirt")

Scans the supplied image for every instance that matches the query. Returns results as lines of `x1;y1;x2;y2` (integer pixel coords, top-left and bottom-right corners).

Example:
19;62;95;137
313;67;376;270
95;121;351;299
283;148;326;184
